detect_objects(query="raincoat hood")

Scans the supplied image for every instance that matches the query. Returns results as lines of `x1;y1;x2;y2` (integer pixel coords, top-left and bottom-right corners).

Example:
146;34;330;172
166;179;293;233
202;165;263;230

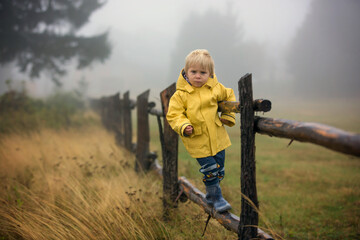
176;69;219;93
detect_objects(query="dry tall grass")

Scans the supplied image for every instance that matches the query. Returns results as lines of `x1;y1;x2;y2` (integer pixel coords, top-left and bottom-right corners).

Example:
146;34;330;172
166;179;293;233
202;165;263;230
0;124;242;240
0;126;169;240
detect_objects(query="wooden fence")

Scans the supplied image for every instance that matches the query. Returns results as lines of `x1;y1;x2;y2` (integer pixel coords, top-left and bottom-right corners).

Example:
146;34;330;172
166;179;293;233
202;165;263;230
90;73;360;240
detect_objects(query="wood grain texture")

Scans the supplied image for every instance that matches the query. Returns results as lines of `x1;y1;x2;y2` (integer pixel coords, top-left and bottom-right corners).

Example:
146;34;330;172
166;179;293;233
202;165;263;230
255;117;360;157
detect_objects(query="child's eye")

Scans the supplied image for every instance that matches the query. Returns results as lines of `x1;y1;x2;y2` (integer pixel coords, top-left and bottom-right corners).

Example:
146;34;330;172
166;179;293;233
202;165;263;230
201;71;206;74
191;71;196;74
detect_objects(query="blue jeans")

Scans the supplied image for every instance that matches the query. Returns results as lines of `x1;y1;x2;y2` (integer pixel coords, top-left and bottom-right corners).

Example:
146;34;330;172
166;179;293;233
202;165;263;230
196;150;225;186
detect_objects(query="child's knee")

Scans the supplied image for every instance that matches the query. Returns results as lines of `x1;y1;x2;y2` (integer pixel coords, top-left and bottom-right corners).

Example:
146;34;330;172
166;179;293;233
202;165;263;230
200;163;224;184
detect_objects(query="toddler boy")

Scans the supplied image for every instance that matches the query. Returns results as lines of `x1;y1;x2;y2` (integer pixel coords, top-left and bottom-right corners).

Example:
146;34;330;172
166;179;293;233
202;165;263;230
166;49;236;212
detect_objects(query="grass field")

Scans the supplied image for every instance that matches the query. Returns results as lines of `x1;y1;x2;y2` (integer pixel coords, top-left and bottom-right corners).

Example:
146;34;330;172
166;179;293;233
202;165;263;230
0;98;359;239
148;98;360;239
0;123;168;239
0;118;242;239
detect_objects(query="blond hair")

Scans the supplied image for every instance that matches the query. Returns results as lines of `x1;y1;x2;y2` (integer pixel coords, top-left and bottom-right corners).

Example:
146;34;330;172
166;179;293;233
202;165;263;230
184;49;215;76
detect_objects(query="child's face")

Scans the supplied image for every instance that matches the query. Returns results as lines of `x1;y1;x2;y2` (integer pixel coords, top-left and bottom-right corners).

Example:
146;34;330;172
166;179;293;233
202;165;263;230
186;65;211;88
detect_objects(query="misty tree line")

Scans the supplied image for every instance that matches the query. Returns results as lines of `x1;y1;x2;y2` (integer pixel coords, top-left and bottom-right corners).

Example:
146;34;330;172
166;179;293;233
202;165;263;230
287;0;360;97
169;0;360;98
1;0;359;99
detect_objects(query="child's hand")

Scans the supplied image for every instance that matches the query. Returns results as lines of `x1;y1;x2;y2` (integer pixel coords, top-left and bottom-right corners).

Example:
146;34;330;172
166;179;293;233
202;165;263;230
184;125;194;136
220;118;232;125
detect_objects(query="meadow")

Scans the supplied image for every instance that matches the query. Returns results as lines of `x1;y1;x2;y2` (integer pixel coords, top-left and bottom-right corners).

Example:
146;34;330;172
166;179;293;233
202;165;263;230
0;109;240;239
149;97;360;239
0;94;359;239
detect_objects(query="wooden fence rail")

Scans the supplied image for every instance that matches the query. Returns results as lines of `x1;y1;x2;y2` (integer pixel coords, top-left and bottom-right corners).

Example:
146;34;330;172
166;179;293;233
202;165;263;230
255;117;360;157
92;73;359;240
149;160;273;239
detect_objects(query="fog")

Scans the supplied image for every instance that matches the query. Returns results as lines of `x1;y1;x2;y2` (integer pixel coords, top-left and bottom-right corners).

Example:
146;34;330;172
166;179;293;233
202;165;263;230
1;0;359;107
287;0;360;99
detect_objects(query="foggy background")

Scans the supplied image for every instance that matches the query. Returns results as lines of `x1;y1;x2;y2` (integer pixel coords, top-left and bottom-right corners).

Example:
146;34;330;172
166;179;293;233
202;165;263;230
1;0;359;106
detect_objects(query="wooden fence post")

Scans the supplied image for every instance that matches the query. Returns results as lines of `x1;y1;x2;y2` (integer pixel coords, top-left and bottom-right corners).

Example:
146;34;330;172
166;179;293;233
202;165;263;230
113;93;124;146
99;93;123;146
135;89;151;172
238;74;259;239
123;91;133;152
160;83;179;218
100;96;111;130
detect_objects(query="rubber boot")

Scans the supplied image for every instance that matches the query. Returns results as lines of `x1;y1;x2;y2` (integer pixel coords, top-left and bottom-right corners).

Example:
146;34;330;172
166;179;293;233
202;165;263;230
205;191;214;206
206;183;231;212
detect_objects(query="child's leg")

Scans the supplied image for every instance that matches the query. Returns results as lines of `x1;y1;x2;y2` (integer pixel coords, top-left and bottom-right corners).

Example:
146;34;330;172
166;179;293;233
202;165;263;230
196;151;231;212
213;150;225;182
196;156;220;187
196;155;221;206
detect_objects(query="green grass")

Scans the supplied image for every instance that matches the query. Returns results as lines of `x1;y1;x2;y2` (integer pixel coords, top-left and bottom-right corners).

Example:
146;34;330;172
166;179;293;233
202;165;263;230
254;135;359;239
0;90;95;134
147;99;360;239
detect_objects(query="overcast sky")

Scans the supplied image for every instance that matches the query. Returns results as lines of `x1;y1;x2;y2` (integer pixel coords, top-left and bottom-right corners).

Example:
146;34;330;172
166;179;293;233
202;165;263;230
76;0;312;98
2;0;359;108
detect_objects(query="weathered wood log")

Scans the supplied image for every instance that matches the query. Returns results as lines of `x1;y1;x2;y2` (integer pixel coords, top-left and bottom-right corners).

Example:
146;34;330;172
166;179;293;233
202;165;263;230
179;177;239;231
160;83;179;217
255;117;360;157
135;90;151;172
107;93;124;146
123;91;133;152
99;96;109;129
179;177;273;240
218;99;271;113
149;108;163;117
112;93;122;130
100;95;111;130
156;114;165;154
238;73;259;240
118;97;125;146
99;93;123;136
253;99;272;112
148;101;164;117
149;161;273;239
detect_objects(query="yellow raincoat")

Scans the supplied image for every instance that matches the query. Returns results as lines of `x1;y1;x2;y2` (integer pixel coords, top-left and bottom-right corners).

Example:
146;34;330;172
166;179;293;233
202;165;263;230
166;70;236;158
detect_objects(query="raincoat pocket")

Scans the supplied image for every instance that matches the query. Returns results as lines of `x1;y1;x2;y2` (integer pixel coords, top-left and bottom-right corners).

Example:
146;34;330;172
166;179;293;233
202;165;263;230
215;117;223;127
191;124;202;137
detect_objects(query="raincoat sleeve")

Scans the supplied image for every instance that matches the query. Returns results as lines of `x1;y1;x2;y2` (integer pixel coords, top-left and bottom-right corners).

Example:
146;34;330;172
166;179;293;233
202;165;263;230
218;84;236;127
166;91;193;137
